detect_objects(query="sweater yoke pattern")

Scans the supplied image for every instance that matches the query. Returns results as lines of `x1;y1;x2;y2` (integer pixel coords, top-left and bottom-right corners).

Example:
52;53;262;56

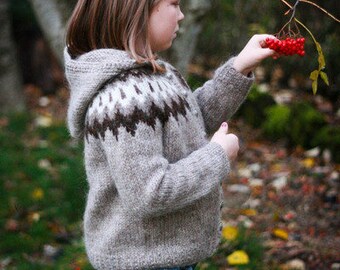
84;66;191;142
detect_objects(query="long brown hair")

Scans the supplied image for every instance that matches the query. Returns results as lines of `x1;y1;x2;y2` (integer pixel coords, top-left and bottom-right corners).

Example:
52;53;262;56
66;0;163;72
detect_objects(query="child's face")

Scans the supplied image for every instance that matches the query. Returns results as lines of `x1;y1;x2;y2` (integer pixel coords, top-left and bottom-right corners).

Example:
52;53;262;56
149;0;184;53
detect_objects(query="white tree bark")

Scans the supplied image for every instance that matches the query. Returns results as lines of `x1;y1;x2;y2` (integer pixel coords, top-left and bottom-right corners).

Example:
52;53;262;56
28;0;73;65
0;0;25;113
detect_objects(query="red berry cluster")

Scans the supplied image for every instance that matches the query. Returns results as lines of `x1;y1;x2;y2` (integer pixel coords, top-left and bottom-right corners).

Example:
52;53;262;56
265;37;306;56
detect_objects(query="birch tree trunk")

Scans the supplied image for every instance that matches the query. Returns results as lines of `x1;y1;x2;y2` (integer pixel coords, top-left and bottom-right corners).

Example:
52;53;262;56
163;0;212;77
28;0;74;65
0;0;25;113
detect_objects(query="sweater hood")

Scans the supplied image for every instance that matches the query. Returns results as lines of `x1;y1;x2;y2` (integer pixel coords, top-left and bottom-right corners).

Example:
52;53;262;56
64;48;143;139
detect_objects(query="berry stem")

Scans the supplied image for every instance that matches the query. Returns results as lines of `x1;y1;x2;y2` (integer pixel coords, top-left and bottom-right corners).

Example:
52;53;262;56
294;18;316;45
277;0;300;37
288;0;300;24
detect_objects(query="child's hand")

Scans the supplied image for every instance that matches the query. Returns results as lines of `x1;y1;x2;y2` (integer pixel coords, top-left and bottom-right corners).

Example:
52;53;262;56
211;122;239;160
233;34;279;76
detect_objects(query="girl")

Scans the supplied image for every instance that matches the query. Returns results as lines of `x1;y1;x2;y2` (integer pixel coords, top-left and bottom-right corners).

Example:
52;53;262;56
65;0;276;269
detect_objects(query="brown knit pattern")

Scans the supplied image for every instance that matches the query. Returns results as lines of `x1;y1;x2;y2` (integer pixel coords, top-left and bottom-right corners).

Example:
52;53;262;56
84;67;191;141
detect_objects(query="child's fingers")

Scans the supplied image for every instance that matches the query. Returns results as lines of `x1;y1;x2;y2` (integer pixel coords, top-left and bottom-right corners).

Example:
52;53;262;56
261;47;277;57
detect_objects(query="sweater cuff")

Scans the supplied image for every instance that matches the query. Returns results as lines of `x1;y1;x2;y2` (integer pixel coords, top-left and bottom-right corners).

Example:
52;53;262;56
205;142;231;182
216;57;255;85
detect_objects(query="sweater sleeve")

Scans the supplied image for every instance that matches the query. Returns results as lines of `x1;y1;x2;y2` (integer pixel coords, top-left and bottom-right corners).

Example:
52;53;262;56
193;57;254;134
85;81;230;218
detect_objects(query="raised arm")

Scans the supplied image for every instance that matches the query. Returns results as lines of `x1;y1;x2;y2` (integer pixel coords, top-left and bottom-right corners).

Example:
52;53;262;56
193;34;276;134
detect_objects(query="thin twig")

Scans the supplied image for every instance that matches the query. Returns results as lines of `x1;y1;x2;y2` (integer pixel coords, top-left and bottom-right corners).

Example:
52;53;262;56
300;0;340;23
280;0;340;23
288;0;300;24
287;0;300;32
277;0;300;37
280;0;292;9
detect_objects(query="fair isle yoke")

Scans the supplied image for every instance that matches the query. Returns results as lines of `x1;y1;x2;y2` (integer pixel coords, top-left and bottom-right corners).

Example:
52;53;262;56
85;65;191;141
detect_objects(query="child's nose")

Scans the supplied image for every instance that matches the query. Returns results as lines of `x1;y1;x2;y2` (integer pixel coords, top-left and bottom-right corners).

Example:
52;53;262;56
178;9;185;21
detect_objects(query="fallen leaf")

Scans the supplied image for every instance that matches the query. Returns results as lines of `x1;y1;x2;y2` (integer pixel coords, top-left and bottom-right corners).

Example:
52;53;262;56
38;159;52;170
283;211;296;221
273;228;289;240
35;115;52;127
227;250;250;265
302;158;315;168
5;219;19;232
28;212;41;223
272;176;288;191
241;208;257;216
222;226;238;241
32;188;44;200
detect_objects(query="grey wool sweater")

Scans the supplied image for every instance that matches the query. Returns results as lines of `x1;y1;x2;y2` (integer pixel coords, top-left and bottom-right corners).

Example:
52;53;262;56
65;48;254;270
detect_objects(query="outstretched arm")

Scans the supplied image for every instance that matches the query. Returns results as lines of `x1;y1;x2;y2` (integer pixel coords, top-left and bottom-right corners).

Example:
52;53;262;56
193;34;276;134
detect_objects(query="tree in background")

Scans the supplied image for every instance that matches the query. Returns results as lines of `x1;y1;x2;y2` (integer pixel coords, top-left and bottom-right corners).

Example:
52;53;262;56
161;0;212;76
28;0;75;65
0;0;25;113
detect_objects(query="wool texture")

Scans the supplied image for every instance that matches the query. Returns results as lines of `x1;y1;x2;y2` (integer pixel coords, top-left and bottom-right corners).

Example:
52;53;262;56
65;48;254;270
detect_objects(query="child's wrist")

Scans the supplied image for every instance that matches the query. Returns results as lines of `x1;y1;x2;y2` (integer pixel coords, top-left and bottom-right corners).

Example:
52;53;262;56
233;57;252;76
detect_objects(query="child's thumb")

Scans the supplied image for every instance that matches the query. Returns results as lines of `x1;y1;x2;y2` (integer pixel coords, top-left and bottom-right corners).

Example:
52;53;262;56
219;122;229;133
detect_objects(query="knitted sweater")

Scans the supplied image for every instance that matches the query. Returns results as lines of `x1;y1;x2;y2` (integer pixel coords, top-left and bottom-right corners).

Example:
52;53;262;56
65;48;254;270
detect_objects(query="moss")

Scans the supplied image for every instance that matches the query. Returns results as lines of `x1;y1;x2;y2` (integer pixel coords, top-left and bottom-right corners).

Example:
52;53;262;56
262;102;331;151
287;102;326;148
262;105;291;140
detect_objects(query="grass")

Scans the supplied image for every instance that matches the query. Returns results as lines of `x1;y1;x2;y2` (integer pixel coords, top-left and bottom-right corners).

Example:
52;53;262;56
0;112;91;269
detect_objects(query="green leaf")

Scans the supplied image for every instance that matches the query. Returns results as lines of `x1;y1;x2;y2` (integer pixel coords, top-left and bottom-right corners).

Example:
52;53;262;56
320;71;329;86
310;70;319;81
312;80;318;95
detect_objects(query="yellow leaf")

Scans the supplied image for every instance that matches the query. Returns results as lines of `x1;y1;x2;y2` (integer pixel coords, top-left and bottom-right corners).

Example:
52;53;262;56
241;208;257;216
316;42;326;70
32;188;44;200
302;158;315;168
312;80;318;95
273;228;289;240
320;71;329;86
222;226;238;241
309;70;319;81
227;250;250;265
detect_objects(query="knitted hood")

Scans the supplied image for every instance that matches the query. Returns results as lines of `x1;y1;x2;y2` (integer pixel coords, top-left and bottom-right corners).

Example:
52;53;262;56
64;48;142;139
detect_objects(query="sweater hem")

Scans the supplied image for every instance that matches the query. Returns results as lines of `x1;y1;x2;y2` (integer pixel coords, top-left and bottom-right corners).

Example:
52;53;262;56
86;244;217;270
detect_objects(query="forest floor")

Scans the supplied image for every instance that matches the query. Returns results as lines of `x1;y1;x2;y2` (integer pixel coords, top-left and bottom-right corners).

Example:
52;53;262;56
0;83;339;270
219;119;340;269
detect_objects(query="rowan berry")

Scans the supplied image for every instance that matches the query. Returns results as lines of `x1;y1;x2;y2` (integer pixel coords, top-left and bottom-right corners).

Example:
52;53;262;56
265;37;305;57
